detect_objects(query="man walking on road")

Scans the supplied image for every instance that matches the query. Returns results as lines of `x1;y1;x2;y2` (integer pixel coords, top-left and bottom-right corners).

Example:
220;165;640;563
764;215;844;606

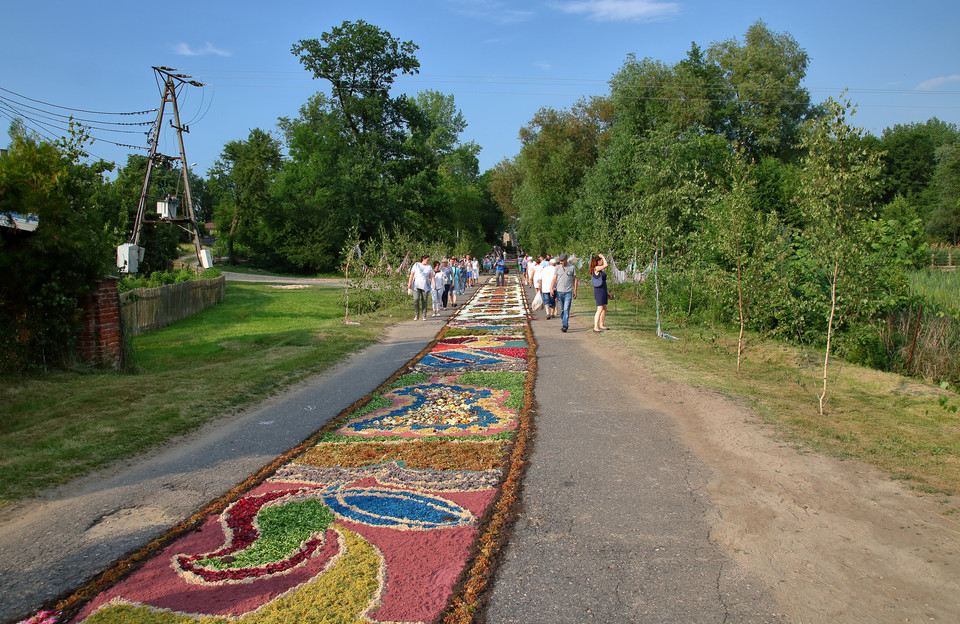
554;253;577;333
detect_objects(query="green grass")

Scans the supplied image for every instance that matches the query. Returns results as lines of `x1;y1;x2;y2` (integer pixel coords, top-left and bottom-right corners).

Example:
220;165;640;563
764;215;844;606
0;283;408;503
909;269;960;315
580;289;960;502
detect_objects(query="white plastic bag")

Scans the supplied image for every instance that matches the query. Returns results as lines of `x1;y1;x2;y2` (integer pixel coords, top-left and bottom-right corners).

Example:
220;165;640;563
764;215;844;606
532;291;543;311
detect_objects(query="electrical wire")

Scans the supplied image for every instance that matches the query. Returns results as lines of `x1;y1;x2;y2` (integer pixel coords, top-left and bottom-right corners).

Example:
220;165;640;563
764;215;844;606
0;85;157;116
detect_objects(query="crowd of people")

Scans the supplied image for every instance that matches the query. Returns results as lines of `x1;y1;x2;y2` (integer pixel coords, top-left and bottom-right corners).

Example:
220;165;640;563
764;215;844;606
406;254;482;321
518;252;610;333
407;249;611;332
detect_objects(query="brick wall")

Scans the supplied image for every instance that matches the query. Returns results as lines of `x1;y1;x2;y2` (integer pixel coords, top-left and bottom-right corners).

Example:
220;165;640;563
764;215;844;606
77;277;124;369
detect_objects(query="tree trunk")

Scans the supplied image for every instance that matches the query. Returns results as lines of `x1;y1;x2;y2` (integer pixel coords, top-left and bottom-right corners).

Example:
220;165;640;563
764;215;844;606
737;252;744;374
819;260;839;415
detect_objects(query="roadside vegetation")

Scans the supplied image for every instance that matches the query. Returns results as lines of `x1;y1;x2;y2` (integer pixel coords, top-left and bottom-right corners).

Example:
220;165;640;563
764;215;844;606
0;283;410;504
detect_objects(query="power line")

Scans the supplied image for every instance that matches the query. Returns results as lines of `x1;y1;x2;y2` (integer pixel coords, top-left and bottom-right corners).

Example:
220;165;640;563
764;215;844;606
175;67;960;96
0;85;157;116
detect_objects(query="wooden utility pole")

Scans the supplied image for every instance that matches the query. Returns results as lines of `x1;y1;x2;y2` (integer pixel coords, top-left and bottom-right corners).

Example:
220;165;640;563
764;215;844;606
126;67;206;270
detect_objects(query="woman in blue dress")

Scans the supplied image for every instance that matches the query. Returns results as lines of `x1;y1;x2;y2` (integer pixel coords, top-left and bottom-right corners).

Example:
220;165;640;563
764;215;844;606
590;254;610;332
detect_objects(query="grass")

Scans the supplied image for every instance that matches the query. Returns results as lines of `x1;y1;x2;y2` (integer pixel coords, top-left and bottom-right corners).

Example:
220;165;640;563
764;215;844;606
909;269;960;315
0;283;409;503
581;289;960;502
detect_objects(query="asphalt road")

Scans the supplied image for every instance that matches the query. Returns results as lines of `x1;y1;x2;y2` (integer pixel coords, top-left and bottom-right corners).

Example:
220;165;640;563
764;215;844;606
484;289;785;623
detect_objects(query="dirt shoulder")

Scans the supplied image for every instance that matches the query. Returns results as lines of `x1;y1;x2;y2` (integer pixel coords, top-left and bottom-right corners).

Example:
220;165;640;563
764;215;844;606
600;338;960;623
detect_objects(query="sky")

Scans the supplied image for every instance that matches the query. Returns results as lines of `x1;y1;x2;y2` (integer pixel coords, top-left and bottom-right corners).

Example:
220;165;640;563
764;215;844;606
2;0;959;179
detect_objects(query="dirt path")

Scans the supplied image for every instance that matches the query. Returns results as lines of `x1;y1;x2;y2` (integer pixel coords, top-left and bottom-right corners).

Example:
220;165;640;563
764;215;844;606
600;338;960;623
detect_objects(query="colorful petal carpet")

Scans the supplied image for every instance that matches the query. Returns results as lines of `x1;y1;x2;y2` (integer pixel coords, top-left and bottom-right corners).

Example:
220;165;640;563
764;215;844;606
35;275;534;624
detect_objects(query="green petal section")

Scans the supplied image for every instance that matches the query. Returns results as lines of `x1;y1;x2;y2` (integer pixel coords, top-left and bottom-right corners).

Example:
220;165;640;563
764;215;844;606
198;499;335;570
83;527;381;624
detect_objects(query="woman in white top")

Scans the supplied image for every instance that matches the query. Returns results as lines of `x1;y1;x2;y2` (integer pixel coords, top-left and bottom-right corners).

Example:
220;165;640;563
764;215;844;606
407;255;433;320
430;260;443;316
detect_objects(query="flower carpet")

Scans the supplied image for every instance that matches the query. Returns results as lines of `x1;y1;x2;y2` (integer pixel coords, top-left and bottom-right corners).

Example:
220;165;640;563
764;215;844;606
43;275;534;624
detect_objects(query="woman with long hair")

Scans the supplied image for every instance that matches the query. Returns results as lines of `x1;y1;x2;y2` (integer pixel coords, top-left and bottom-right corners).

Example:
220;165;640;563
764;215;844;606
590;254;610;332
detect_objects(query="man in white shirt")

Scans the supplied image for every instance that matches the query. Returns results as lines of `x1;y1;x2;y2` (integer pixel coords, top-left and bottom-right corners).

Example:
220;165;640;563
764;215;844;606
407;255;433;320
471;258;480;286
539;258;558;320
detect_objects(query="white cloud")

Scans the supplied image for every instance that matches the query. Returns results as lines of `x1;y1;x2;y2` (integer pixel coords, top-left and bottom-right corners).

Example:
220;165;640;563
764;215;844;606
446;0;535;24
551;0;681;22
172;42;231;57
915;74;960;91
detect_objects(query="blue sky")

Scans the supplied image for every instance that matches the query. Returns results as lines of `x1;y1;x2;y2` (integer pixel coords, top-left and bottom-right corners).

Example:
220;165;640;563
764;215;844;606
2;0;958;178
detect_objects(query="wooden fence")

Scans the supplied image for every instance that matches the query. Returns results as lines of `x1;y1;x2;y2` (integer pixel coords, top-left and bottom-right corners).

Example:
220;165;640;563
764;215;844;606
120;276;226;336
932;249;957;271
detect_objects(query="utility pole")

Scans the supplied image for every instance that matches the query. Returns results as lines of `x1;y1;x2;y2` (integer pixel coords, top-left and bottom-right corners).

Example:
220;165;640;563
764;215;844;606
120;66;208;273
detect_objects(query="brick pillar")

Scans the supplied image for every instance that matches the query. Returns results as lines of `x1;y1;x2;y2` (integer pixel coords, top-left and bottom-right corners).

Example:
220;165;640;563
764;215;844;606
77;277;124;369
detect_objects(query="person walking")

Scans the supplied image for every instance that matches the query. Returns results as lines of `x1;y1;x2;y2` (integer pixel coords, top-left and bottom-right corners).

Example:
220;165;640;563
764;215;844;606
590;254;610;332
451;259;461;307
471;257;480;286
539;257;558;320
407;255;433;321
554;253;578;333
458;258;468;295
495;255;506;286
440;259;454;308
430;260;443;317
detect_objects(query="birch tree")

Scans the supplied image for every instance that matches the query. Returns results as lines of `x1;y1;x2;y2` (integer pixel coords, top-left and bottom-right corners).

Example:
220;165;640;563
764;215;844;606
797;97;882;414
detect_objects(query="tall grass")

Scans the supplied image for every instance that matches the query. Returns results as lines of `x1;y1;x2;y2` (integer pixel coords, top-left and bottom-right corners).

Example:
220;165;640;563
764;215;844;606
909;269;960;316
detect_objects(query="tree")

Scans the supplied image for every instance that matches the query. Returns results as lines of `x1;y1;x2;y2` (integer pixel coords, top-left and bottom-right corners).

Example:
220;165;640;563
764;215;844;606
291;20;420;143
797;97;882;414
927;142;960;244
0;122;117;370
707;21;816;159
877;118;960;209
513;98;607;251
208;128;283;265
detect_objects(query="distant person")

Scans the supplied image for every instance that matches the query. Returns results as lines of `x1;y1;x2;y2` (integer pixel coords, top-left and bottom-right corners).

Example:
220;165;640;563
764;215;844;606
554;253;578;333
407;255;433;321
495;255;506;286
471;257;480;286
590;254;610;332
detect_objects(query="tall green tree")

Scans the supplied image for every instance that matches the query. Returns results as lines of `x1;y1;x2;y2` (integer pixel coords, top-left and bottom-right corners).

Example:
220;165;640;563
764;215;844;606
208;128;284;265
877;118;960;207
291;19;420;143
513;98;607;251
927;142;960;244
707;20;816;159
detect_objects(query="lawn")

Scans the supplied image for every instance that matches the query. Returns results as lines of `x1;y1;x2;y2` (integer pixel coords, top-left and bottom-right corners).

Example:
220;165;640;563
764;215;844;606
0;283;408;503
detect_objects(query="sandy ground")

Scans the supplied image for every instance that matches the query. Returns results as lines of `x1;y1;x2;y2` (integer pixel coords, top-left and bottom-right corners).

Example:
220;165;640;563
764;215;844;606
599;338;960;623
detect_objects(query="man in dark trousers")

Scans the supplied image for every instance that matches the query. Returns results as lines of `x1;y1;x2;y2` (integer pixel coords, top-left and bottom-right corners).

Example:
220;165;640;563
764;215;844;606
554;254;577;332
